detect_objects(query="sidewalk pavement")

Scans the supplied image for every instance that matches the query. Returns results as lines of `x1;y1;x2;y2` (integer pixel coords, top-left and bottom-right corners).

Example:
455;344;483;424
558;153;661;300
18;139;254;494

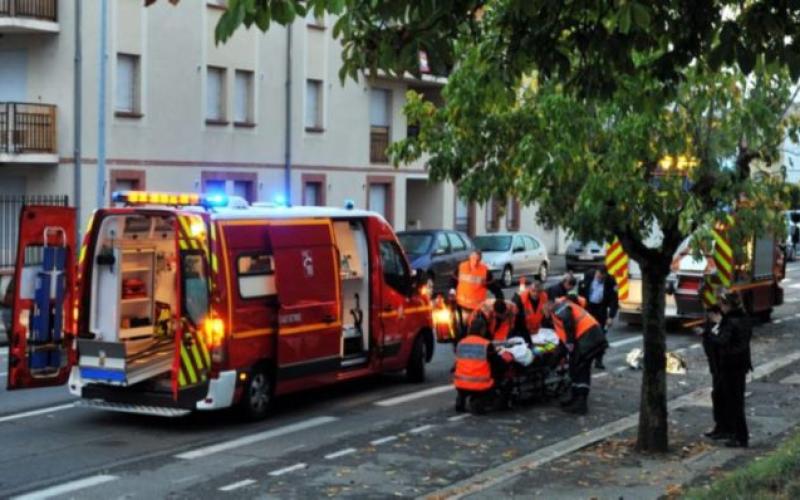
425;352;800;500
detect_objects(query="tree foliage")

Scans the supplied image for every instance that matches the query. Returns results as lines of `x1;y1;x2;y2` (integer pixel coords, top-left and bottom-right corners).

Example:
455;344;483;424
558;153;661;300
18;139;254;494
202;0;800;98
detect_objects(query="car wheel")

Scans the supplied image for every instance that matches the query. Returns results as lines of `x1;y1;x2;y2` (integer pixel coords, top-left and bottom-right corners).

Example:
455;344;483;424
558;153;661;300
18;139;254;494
538;262;548;282
406;334;427;383
240;366;273;420
502;265;513;288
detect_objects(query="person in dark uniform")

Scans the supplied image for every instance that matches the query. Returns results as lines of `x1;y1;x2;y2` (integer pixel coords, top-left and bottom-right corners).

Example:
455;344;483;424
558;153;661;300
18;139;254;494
578;268;619;369
547;272;577;301
703;289;752;447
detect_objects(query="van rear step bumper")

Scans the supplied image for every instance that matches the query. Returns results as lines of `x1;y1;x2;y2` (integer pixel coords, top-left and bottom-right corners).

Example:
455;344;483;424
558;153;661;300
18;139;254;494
79;399;191;417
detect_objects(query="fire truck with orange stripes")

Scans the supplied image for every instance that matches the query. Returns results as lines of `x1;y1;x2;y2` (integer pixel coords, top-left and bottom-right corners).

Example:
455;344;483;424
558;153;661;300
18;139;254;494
6;192;434;419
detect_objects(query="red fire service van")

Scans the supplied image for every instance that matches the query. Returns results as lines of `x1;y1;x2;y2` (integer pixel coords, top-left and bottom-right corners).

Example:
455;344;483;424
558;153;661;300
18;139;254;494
6;192;434;419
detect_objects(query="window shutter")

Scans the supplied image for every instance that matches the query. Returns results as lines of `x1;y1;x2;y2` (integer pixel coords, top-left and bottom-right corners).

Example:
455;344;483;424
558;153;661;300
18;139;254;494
115;55;135;112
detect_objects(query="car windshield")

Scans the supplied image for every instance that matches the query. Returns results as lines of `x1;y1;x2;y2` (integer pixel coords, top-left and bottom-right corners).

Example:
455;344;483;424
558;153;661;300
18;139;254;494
398;234;433;255
474;235;512;252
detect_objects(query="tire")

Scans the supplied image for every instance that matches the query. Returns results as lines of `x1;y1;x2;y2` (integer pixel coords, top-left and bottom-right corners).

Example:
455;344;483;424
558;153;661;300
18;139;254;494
502;265;513;288
406;334;427;383
538;262;549;282
240;366;273;420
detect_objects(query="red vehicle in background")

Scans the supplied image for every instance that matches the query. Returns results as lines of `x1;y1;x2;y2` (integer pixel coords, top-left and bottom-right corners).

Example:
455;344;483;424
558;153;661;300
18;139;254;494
6;192;434;419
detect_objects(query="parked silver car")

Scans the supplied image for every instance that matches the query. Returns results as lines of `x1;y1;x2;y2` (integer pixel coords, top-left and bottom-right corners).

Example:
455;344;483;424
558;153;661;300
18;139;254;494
473;233;549;287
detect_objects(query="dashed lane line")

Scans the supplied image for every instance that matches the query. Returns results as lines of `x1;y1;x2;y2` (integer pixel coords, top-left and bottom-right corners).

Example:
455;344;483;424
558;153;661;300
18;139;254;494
218;479;257;492
268;463;307;477
324;448;357;460
375;385;452;407
0;403;77;424
448;414;471;422
608;337;641;348
370;436;398;446
12;474;118;500
174;416;338;460
409;424;435;434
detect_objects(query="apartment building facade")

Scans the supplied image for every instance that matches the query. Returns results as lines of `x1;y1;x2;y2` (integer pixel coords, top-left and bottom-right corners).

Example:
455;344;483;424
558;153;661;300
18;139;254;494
0;0;566;268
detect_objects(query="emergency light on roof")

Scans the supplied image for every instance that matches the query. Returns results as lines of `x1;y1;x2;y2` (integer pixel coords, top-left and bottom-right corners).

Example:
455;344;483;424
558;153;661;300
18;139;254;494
111;191;229;208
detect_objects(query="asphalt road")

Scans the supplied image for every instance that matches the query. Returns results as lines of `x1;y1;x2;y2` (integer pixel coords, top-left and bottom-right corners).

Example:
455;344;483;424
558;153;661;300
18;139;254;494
2;265;800;498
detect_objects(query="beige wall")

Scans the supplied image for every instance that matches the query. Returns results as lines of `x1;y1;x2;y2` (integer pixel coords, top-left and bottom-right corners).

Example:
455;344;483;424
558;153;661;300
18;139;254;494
0;1;565;254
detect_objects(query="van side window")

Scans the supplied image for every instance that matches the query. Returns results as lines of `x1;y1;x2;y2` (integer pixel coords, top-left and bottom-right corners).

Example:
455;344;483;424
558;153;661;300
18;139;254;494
379;241;410;293
182;252;209;326
237;253;277;299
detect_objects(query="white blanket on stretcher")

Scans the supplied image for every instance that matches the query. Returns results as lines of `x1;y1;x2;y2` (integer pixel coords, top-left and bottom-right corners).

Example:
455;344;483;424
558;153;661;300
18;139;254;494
530;328;559;346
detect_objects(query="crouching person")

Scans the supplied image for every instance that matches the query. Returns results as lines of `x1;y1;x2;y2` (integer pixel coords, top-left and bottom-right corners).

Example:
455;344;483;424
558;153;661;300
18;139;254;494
544;298;608;415
454;317;504;413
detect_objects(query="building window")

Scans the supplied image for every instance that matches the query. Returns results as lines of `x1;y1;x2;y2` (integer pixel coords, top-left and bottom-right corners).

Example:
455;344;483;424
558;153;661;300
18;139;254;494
485;196;502;233
305;79;323;131
115;53;140;116
206;66;227;124
201;172;256;203
370;88;391;163
455;193;476;237
506;197;521;231
109;169;146;200
233;70;254;126
367;176;394;226
302;174;326;206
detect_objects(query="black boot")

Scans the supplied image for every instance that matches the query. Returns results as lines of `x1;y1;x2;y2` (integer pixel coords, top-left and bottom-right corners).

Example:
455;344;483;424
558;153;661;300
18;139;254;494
704;428;731;440
594;356;605;370
563;394;588;415
455;393;466;413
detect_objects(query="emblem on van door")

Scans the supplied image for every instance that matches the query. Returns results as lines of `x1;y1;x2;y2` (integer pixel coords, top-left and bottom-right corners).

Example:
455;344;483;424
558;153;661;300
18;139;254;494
301;250;314;278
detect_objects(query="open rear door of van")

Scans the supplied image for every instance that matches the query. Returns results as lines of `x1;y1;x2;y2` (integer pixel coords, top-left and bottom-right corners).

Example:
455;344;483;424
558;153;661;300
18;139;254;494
269;220;341;380
7;205;77;389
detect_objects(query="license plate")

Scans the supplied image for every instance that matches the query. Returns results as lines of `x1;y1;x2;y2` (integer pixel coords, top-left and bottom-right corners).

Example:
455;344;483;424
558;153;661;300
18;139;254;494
579;255;594;261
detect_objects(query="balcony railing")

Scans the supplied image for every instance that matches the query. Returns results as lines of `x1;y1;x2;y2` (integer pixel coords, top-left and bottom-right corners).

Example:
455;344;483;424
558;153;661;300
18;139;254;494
370;126;390;164
0;102;57;155
0;0;57;22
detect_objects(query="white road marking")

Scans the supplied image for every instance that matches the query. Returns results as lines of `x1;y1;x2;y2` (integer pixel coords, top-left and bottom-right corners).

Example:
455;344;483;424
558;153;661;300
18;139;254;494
609;337;641;348
172;475;200;485
218;479;257;492
794;313;800;318
324;448;357;460
790;283;800;289
370;435;398;446
428;348;800;500
0;372;6;378
268;463;307;477
775;319;784;324
408;424;434;434
690;343;703;350
785;297;800;304
12;474;118;500
447;414;471;422
175;416;338;460
592;372;609;379
614;366;627;373
375;385;452;406
0;403;76;424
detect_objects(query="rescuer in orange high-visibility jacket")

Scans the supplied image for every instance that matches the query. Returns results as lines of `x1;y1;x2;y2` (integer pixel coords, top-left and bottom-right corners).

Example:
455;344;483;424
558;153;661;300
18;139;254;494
454;316;502;412
468;293;519;343
544;299;607;415
513;280;549;341
451;250;493;337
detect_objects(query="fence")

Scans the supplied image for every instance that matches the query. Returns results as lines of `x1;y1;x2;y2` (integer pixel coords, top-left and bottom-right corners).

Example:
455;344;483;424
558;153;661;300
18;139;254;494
0;0;57;21
0;194;69;269
0;102;58;154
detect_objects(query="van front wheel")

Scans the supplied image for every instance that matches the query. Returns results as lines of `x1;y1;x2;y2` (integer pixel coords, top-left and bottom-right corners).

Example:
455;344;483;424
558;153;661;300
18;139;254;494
240;368;273;420
406;335;427;383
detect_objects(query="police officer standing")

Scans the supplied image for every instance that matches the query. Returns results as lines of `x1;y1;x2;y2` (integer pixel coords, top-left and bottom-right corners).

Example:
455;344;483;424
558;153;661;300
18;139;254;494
578;268;619;369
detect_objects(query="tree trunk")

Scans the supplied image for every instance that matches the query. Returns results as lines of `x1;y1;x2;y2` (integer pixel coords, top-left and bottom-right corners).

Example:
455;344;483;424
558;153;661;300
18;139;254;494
636;264;669;452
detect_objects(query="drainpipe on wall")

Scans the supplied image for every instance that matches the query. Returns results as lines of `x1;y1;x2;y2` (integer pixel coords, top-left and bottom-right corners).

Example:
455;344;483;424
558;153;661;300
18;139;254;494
73;0;82;238
96;0;108;209
283;25;292;206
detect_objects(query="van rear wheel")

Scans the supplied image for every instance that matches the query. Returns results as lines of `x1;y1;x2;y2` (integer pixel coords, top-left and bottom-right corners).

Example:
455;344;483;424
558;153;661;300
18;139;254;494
406;335;427;383
240;367;273;420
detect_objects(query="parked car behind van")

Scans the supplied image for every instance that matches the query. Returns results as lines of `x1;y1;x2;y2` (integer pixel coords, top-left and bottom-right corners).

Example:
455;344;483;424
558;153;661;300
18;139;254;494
397;230;474;294
473;233;549;287
565;240;606;272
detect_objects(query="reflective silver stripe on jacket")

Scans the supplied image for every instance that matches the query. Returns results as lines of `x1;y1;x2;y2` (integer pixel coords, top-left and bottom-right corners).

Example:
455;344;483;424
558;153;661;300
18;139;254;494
454;374;491;383
456;343;487;359
459;274;485;285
